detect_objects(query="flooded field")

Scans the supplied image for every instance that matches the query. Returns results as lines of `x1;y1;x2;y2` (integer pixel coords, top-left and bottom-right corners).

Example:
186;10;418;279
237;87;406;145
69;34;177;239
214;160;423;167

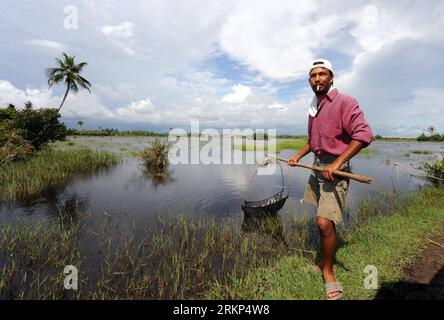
1;137;442;227
0;137;442;298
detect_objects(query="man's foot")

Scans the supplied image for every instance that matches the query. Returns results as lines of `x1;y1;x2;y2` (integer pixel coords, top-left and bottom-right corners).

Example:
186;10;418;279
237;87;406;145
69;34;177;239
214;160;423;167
322;270;342;300
325;282;343;300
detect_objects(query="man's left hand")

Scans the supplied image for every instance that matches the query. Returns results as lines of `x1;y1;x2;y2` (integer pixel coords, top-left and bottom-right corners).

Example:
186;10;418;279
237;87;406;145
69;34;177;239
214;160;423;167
322;162;342;181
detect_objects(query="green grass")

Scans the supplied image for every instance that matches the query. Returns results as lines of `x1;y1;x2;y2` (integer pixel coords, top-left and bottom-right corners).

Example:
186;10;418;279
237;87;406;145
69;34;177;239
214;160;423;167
205;186;444;299
355;147;379;158
412;150;433;155
234;139;307;152
0;148;119;200
0;218;83;299
275;140;307;152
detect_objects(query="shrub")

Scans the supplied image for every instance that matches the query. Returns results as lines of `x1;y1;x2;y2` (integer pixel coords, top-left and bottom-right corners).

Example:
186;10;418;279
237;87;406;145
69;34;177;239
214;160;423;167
0;128;34;164
0;102;67;150
140;138;172;174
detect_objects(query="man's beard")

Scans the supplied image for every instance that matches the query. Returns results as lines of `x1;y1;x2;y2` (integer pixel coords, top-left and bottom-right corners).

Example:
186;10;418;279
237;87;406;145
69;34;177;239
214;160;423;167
313;83;331;96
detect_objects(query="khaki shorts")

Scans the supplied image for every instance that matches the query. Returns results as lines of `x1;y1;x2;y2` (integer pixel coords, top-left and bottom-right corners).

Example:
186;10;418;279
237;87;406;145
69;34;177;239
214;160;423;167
303;154;350;224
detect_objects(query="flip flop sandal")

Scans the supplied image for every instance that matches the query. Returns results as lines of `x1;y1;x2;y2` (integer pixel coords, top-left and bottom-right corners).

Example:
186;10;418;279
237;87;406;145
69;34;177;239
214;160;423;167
325;282;343;300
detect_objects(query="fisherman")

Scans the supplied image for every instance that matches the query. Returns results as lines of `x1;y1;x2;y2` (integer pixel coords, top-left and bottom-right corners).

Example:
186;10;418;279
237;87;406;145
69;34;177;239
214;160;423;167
288;59;373;300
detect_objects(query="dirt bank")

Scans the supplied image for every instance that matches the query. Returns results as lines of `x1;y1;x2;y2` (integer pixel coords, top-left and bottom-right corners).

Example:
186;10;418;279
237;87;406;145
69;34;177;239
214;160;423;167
375;230;444;299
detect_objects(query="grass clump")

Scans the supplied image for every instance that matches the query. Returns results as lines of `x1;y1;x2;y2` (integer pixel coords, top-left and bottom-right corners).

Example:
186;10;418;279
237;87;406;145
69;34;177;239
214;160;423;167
0;148;119;200
412;150;433;155
419;152;444;183
0;219;83;299
140;138;172;174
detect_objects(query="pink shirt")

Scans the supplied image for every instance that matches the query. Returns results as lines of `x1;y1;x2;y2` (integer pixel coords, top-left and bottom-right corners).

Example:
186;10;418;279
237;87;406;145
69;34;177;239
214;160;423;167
308;88;373;156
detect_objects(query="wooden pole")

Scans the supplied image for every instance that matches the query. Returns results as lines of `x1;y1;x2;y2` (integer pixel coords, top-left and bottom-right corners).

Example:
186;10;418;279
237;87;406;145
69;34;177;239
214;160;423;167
268;155;374;184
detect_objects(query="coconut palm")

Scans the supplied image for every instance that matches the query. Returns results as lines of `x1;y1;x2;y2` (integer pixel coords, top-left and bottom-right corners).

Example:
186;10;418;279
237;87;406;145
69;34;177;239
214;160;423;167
46;52;91;112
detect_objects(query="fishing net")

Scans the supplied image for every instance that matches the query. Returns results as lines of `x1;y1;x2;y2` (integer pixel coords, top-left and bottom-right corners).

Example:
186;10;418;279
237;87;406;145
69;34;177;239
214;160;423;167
241;159;290;216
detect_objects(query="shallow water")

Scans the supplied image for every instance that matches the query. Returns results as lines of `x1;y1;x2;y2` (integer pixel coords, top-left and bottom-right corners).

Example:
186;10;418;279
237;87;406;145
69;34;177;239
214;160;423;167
1;138;442;230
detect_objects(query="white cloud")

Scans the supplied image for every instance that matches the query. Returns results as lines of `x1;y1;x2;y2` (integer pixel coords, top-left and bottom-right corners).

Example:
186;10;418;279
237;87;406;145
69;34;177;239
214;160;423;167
2;0;444;136
222;84;252;103
220;1;342;81
95;83;135;101
100;21;150;58
116;99;155;116
24;39;67;53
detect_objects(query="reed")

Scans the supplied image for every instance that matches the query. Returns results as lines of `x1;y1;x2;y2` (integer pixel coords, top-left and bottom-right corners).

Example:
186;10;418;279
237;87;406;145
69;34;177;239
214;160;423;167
0;217;83;299
0;148;119;200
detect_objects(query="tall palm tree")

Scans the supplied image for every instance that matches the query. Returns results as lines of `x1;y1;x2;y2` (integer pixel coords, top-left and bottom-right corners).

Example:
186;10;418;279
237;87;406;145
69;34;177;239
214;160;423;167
46;52;91;112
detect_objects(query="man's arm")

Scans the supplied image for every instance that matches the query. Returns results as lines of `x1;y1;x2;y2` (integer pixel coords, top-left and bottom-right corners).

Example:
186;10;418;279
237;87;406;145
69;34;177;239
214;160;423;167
322;139;363;181
288;142;311;166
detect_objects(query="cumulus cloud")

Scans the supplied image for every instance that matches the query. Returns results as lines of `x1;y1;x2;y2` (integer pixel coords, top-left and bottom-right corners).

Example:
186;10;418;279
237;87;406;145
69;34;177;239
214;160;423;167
100;21;150;58
222;84;252;103
2;0;444;136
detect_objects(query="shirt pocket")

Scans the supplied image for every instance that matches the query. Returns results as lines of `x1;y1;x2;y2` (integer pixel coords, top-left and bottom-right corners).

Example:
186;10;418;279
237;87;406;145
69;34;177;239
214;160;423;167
320;119;341;138
319;119;340;152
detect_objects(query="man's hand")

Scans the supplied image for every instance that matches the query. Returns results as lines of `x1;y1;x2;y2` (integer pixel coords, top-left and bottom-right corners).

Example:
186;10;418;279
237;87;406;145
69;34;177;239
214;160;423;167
322;161;342;181
288;143;311;167
288;155;300;167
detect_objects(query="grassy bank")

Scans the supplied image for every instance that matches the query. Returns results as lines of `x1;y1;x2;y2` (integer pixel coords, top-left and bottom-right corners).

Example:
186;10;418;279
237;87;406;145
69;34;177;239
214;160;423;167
0;148;119;200
205;186;444;299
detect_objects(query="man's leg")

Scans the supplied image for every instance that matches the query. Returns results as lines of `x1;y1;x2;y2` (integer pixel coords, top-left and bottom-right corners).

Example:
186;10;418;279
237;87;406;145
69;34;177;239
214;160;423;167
316;216;341;298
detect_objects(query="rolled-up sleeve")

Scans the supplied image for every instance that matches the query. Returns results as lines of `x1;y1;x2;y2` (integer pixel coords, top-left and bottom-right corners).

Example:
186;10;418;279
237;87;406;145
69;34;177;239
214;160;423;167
342;100;373;147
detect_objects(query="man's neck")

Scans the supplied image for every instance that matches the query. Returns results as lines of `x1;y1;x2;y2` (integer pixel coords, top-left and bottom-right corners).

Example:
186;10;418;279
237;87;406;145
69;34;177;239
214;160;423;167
316;94;327;107
315;84;333;107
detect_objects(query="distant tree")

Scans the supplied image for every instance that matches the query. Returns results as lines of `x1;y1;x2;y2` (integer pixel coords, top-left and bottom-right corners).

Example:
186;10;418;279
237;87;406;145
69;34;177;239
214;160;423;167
427;126;436;136
417;133;428;141
77;120;84;129
46;52;91;112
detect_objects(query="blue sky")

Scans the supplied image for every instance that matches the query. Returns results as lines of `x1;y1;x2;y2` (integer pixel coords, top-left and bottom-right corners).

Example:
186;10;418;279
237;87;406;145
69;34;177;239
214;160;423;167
1;0;444;137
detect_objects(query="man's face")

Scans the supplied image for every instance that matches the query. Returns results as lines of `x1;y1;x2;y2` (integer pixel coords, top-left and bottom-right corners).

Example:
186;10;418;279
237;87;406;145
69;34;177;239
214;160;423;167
308;67;334;96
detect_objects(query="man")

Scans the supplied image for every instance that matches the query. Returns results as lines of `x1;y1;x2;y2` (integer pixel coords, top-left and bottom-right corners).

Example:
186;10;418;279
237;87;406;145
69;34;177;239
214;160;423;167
288;59;373;300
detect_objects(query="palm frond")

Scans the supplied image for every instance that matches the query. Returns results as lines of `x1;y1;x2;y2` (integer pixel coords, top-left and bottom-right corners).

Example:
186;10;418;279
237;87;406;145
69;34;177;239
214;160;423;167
73;61;88;73
69;81;79;94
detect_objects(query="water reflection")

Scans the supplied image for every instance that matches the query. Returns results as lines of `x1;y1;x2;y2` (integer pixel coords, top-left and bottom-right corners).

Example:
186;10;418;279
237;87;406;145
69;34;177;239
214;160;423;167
141;167;176;190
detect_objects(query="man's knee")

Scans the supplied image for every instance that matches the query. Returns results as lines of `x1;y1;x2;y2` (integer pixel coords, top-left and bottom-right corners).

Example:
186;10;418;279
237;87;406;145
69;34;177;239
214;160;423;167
316;216;334;236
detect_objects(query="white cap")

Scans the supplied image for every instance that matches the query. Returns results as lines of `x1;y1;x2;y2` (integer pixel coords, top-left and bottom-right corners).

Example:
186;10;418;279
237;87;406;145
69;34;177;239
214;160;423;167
309;58;333;74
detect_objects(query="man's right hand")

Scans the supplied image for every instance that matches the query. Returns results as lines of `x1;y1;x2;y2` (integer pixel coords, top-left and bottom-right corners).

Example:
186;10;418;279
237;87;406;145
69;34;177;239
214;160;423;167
288;156;300;166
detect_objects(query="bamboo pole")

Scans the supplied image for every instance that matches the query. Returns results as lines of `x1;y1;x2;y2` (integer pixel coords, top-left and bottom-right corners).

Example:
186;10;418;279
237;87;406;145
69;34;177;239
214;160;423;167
268;155;374;184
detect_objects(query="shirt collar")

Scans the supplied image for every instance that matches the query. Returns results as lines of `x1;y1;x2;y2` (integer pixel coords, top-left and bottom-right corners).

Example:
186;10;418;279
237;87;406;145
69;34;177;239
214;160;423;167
308;86;338;117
